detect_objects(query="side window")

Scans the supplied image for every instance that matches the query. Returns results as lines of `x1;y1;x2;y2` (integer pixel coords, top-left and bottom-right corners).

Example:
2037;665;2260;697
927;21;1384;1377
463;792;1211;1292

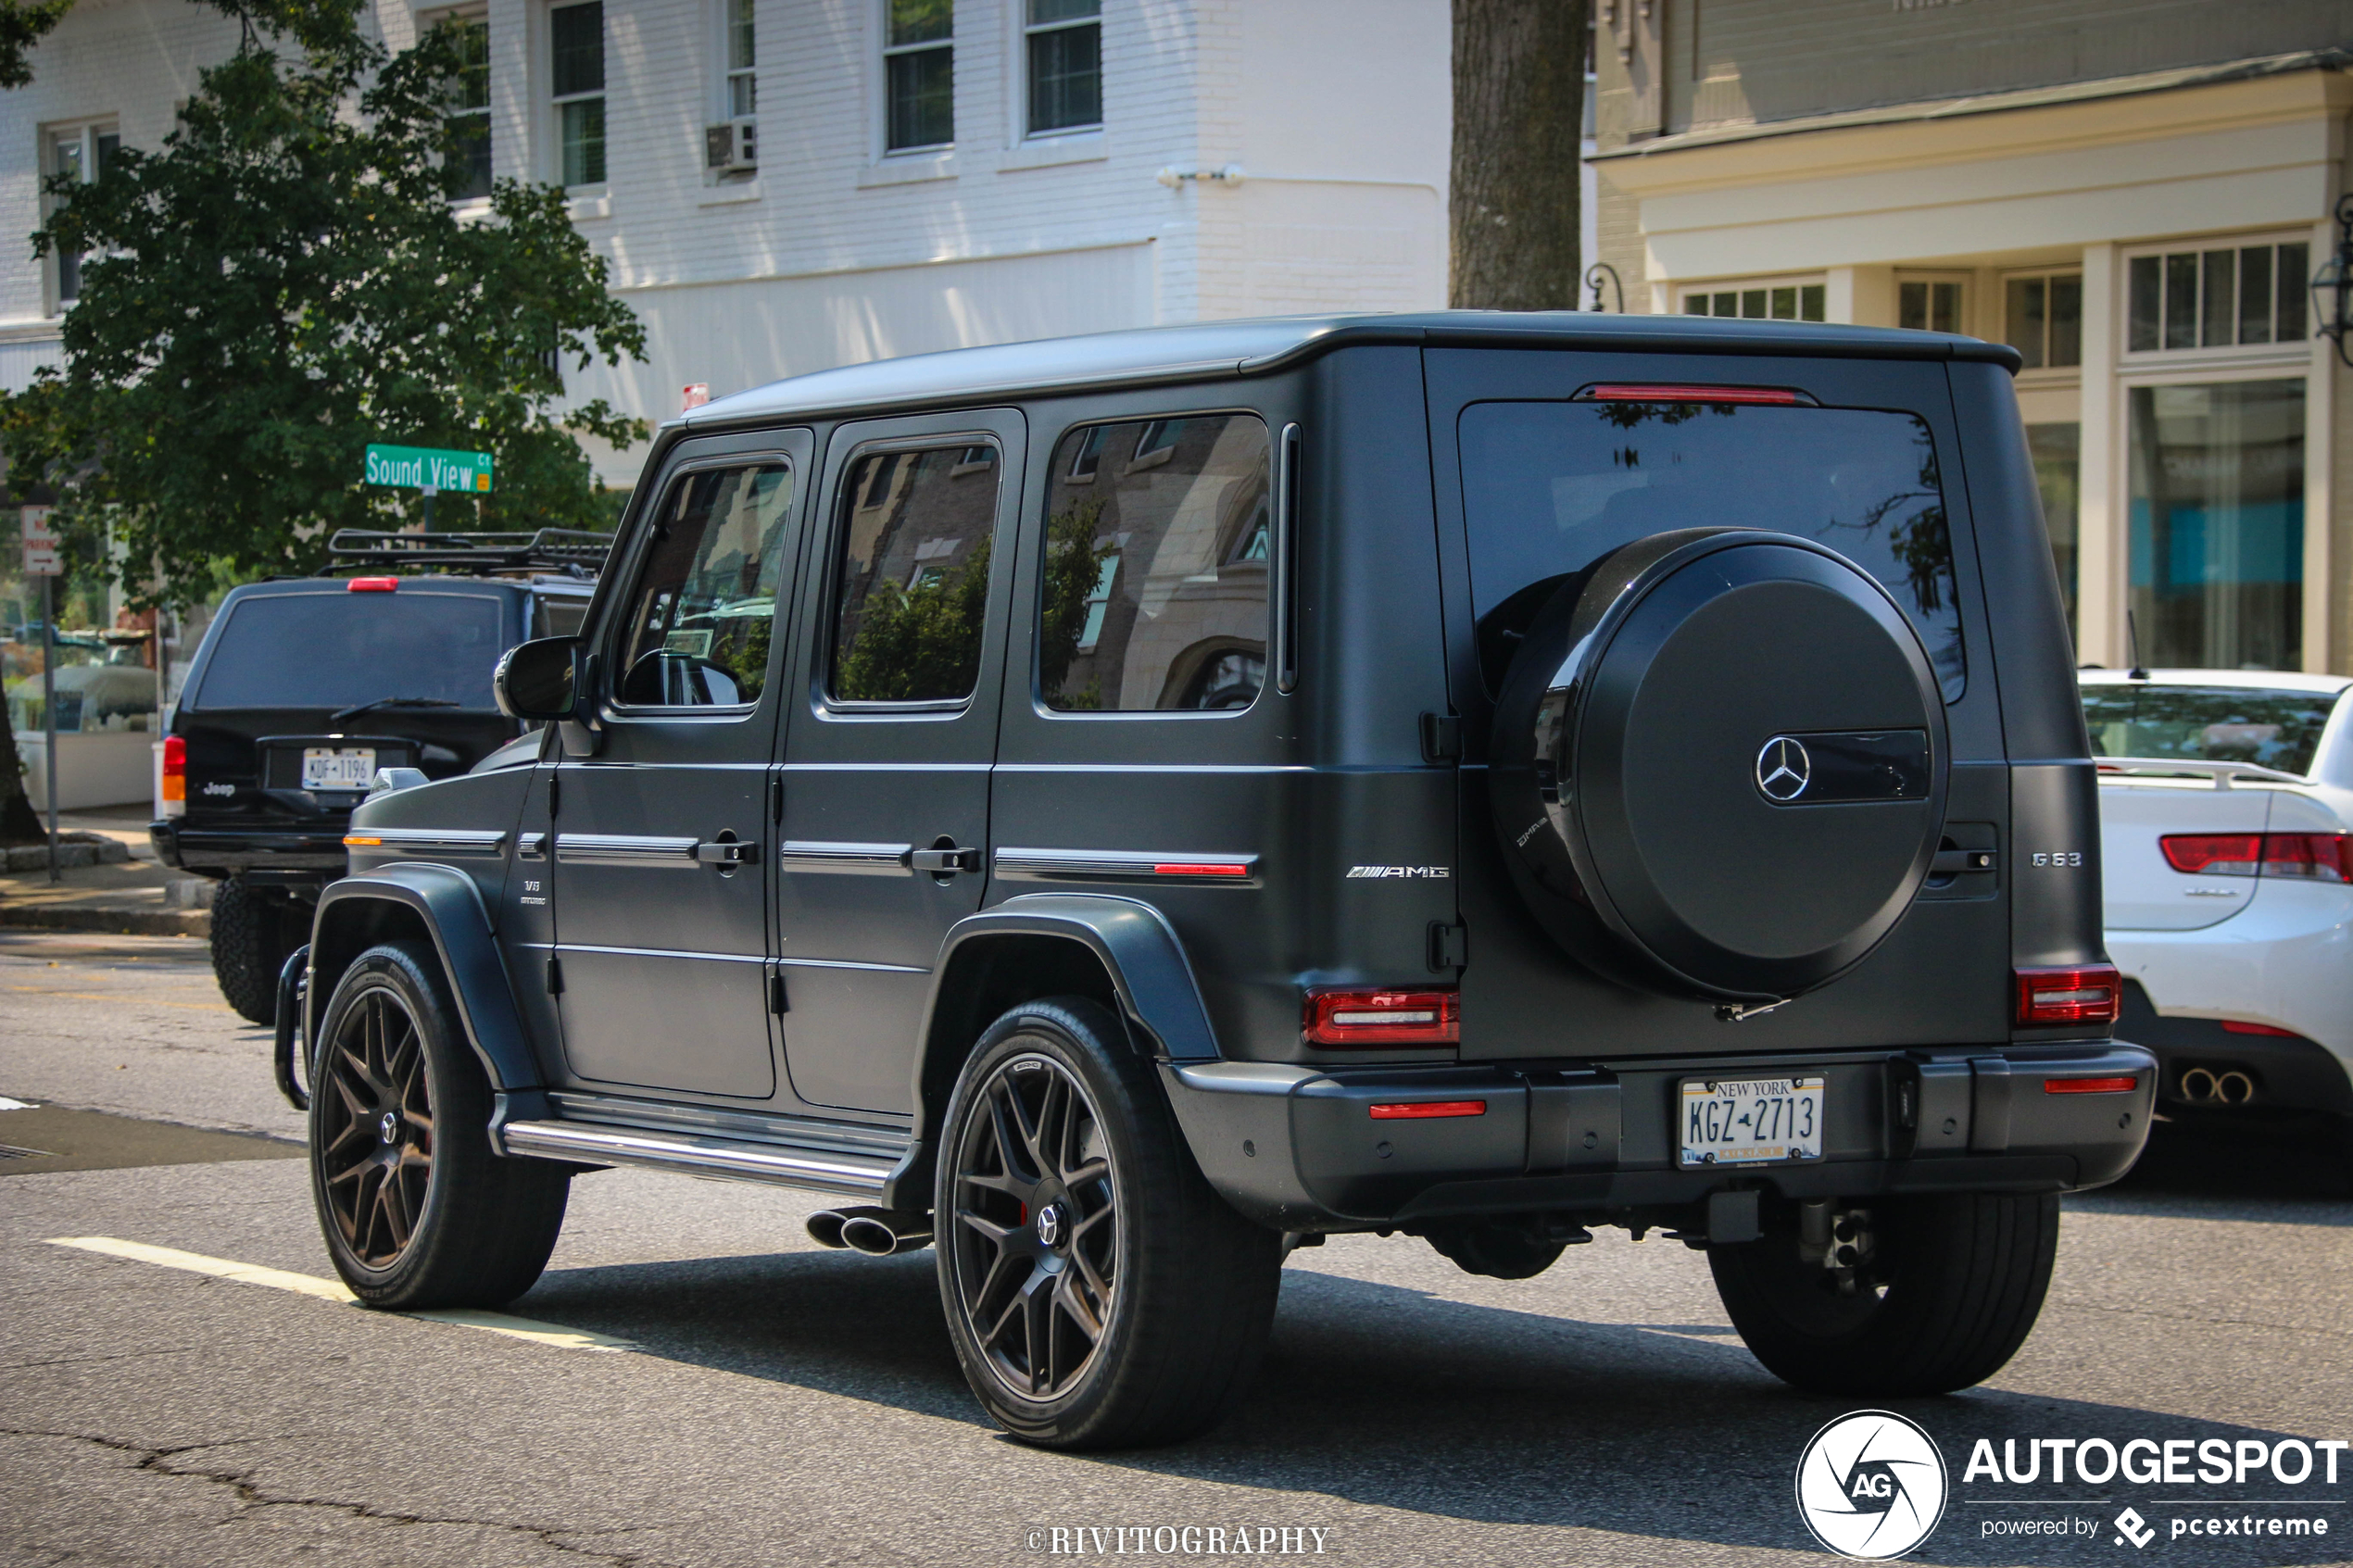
828;444;1000;703
615;463;794;708
1039;414;1270;713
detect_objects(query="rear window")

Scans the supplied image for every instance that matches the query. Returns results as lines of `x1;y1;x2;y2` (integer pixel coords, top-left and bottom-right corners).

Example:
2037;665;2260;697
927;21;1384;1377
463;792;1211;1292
2082;684;2338;776
191;591;506;710
1459;399;1966;700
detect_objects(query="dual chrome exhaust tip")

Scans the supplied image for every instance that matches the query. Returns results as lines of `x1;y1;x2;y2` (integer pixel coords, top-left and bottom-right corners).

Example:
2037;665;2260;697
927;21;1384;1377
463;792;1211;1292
807;1206;934;1257
2177;1066;2256;1106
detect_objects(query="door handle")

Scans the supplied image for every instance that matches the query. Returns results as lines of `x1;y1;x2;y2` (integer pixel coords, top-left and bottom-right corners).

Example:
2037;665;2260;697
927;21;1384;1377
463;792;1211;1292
696;838;758;865
910;845;981;874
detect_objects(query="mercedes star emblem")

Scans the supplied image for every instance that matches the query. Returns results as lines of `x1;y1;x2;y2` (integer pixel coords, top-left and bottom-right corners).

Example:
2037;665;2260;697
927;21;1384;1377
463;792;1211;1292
1755;736;1812;801
1036;1203;1064;1247
378;1110;400;1144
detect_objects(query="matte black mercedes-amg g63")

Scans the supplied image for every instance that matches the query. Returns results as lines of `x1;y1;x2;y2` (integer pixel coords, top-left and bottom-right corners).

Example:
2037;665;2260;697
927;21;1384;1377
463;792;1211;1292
287;313;2150;1449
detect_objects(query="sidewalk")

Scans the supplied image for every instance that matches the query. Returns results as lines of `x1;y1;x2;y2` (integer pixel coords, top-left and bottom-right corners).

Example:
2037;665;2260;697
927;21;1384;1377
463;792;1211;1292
0;806;212;937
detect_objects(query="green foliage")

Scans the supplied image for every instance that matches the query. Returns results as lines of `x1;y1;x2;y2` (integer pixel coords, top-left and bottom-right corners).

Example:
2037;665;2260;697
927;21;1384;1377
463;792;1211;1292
1038;497;1113;708
0;0;71;90
835;539;992;703
1;9;648;607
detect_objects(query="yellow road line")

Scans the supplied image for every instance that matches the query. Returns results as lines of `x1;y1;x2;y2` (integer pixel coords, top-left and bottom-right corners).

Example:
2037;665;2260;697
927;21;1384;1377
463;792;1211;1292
44;1236;634;1352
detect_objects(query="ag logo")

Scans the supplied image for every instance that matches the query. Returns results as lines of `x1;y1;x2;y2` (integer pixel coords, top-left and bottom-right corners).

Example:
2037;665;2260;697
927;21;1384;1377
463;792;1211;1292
1794;1410;1947;1560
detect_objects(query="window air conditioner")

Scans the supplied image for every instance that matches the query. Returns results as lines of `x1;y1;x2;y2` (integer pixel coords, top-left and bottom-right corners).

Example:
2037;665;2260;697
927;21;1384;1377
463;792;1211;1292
706;118;757;173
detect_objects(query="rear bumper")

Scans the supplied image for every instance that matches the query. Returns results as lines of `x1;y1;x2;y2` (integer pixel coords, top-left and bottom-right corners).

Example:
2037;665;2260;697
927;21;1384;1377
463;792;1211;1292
158;822;347;878
1162;1043;2156;1233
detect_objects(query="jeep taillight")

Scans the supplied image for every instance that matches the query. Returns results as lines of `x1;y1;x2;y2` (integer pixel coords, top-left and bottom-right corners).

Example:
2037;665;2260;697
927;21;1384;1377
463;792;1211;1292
2160;832;2353;881
346;576;398;591
1302;987;1459;1047
160;734;185;816
2015;964;2120;1028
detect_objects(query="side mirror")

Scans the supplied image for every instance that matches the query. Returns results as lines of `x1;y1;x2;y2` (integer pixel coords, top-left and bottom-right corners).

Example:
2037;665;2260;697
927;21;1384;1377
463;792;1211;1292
495;636;584;721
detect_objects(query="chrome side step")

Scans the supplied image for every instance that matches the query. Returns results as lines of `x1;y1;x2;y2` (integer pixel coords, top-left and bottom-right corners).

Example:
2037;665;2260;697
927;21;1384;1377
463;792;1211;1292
499;1120;892;1197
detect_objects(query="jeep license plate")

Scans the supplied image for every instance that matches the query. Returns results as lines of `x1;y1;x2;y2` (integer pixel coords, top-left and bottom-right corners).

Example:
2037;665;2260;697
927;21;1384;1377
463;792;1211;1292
301;747;376;792
1679;1075;1825;1167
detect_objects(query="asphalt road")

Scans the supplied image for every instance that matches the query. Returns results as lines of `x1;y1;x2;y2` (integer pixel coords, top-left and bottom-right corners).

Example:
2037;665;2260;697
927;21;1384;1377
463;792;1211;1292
5;929;2352;1568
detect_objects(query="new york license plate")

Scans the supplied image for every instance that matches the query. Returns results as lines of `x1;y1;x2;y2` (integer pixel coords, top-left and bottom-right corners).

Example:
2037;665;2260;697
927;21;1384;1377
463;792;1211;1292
1679;1075;1825;1167
301;747;376;791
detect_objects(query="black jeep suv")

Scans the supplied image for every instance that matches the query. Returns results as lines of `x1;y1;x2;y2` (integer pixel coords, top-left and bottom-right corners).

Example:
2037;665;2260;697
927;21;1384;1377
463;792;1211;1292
290;314;2149;1450
154;530;602;1022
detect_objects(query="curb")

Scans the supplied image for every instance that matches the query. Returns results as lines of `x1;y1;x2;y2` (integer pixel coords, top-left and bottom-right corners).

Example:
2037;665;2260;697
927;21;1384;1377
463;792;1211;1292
0;903;210;937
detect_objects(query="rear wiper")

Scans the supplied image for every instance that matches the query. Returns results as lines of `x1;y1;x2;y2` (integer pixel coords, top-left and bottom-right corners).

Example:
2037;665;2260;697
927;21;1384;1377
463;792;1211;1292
330;696;462;723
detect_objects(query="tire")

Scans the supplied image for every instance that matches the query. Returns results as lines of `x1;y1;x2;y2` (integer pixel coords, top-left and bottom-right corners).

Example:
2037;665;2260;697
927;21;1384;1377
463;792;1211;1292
1709;1192;2058;1397
210;874;299;1025
935;996;1284;1449
308;941;570;1309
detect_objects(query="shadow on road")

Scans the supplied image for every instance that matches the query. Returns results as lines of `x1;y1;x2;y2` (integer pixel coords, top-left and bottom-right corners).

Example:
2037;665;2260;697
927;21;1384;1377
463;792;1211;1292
2073;1114;2353;1228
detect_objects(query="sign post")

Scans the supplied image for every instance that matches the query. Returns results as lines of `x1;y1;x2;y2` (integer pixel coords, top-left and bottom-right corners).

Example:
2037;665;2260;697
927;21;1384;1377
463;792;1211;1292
361;444;494;533
19;506;59;882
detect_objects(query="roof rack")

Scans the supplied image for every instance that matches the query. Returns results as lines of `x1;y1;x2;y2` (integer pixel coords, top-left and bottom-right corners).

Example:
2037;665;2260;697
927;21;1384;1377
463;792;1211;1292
2095;758;2307;789
321;526;615;576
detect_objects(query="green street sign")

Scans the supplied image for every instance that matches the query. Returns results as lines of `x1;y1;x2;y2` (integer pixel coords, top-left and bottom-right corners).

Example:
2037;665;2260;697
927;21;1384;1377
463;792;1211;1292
364;443;494;495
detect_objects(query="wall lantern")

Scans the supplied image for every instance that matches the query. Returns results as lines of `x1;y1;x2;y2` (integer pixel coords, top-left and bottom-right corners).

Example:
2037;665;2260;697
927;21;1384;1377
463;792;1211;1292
2314;193;2353;368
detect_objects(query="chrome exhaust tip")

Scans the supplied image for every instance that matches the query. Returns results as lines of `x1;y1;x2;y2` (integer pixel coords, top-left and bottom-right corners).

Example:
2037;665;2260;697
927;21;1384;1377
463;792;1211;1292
805;1209;854;1248
808;1207;933;1256
2180;1067;2218;1103
2217;1070;2256;1106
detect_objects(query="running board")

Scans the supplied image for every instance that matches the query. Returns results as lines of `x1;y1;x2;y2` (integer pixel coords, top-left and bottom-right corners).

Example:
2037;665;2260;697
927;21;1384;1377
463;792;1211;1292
498;1120;892;1197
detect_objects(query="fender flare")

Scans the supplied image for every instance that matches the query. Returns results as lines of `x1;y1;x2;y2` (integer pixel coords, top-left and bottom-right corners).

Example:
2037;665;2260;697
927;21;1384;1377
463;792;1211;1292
882;893;1220;1209
308;864;543;1095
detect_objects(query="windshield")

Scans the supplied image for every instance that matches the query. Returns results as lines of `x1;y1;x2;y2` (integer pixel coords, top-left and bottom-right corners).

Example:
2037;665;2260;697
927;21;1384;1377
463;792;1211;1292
191;591;507;710
1459;399;1966;700
2082;684;2339;776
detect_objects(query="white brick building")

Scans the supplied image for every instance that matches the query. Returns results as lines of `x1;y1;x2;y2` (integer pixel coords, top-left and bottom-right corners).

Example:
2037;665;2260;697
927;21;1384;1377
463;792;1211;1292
0;0;1451;486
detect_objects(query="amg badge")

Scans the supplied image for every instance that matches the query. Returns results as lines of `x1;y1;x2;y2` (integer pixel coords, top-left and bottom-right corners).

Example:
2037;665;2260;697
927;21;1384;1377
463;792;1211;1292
1347;865;1452;879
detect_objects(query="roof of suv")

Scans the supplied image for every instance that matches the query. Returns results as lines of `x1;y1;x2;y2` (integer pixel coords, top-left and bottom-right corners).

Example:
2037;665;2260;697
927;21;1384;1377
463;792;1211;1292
678;310;2023;430
2078;668;2353;696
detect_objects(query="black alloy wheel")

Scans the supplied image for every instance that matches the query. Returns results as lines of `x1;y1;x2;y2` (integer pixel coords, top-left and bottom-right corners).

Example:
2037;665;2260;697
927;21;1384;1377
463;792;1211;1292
949;1051;1120;1399
317;973;435;1268
308;941;570;1309
935;997;1283;1449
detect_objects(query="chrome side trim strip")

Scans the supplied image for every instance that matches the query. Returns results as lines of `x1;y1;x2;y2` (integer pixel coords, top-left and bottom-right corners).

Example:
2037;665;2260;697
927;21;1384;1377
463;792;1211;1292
554;834;700;867
554;943;766;964
499;1121;890;1195
994;847;1261;883
347;828;508;856
779;840;914;875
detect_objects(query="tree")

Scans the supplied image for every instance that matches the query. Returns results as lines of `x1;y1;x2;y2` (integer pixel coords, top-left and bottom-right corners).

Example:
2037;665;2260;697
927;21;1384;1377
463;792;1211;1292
1;0;648;609
1449;0;1588;310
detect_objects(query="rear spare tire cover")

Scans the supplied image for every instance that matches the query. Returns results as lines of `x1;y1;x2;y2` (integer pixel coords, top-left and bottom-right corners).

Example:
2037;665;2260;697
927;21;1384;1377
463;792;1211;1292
1490;529;1948;1003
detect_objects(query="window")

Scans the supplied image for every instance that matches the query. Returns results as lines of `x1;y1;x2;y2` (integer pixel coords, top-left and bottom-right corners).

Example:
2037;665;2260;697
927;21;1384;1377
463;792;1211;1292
2004;272;2081;371
724;0;755;119
46;122;119;307
2025;422;2080;646
1459;399;1965;701
446;16;492;201
2127;380;2305;671
883;0;952;153
193;594;506;710
1680;281;1825;321
1025;0;1100;136
830;445;998;702
2082;684;2337;777
1040;415;1272;713
551;1;605;188
616;465;795;707
2128;243;2309;354
1898;278;1965;334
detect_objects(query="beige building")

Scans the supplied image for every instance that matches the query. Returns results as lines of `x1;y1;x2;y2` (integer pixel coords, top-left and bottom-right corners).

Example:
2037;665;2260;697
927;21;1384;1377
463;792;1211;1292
1591;3;2353;675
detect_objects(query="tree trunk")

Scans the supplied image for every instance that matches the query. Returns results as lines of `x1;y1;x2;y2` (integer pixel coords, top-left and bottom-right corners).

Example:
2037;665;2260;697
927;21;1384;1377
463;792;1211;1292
1450;0;1587;310
0;704;43;842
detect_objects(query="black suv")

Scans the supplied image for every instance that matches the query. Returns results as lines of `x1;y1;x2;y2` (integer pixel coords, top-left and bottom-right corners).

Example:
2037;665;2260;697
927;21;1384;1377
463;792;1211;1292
288;315;2151;1450
154;530;603;1022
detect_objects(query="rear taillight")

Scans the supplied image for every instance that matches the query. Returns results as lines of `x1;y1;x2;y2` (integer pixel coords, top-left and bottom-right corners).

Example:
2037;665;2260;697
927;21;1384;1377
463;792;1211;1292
2045;1075;2138;1095
2161;832;2353;882
2015;964;2121;1028
1302;987;1460;1047
346;576;398;592
159;734;185;816
1368;1100;1486;1120
2222;1020;2300;1038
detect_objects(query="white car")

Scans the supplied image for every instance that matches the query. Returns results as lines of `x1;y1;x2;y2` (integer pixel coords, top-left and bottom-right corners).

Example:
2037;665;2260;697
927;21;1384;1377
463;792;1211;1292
2083;669;2353;1133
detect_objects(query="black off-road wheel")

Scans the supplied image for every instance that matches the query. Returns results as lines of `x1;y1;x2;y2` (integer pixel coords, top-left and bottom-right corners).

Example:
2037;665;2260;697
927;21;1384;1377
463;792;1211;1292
211;874;301;1025
1709;1193;2058;1397
936;997;1284;1450
309;941;570;1309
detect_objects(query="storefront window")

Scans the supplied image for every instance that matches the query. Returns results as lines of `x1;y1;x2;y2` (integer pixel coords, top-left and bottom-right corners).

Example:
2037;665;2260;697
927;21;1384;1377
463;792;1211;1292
2025;422;2079;648
2005;274;2082;370
2127;380;2304;671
